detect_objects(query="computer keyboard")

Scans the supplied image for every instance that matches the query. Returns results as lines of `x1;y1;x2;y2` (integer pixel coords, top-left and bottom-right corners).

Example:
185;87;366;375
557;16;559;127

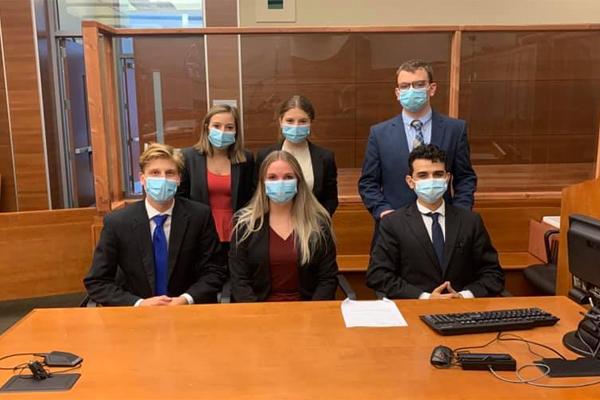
420;307;560;336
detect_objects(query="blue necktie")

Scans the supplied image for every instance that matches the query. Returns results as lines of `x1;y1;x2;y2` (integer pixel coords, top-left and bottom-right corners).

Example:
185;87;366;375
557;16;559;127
411;119;424;149
152;214;169;296
426;212;444;267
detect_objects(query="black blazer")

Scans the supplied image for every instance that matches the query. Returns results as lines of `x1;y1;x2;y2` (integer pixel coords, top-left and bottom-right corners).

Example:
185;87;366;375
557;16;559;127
228;216;339;302
256;141;338;215
177;147;255;212
83;198;227;306
366;203;504;299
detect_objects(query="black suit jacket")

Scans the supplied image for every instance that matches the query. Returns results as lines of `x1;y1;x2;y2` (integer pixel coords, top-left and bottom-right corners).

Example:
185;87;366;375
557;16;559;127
177;147;255;212
366;203;504;299
256;141;338;215
84;198;227;306
228;216;339;302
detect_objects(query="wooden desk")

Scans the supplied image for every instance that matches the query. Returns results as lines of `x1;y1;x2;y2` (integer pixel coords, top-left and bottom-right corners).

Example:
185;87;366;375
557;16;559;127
0;297;590;399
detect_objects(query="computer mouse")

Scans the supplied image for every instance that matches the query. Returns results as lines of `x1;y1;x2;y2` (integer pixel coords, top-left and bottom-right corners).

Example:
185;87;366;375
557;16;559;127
430;345;454;368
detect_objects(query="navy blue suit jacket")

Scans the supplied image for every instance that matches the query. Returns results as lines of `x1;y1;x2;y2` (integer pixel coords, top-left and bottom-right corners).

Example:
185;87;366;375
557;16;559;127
358;111;477;219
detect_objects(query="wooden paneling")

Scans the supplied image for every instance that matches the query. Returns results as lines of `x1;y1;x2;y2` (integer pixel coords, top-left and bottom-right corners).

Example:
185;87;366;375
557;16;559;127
0;41;17;211
205;0;238;27
102;36;123;203
206;35;240;108
241;33;451;168
0;208;97;301
82;24;111;212
0;0;49;210
556;178;600;296
460;31;600;167
448;30;461;117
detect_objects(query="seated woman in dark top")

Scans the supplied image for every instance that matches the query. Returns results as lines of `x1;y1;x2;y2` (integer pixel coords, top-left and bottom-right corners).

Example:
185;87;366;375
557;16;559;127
229;150;339;302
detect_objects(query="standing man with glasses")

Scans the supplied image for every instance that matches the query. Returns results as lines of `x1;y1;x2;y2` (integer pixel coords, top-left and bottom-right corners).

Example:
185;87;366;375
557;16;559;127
359;59;477;245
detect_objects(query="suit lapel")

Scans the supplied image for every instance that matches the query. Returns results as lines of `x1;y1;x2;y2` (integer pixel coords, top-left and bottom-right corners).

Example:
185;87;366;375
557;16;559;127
405;204;441;271
198;154;209;204
231;162;241;210
167;200;189;282
430;111;446;148
442;205;461;276
392;115;410;154
132;201;156;294
308;142;323;196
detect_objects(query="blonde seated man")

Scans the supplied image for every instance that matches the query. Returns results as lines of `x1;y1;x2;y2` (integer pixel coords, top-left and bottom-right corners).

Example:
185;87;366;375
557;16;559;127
84;143;227;306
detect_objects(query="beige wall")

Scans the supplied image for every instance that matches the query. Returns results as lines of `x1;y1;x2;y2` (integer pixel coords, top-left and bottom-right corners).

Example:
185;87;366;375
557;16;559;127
240;0;600;26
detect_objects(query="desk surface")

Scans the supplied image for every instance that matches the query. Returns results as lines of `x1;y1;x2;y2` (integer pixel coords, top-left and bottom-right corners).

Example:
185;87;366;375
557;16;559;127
0;297;591;399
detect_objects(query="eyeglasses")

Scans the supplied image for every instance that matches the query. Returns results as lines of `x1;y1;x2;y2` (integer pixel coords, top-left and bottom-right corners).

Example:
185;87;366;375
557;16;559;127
398;80;429;91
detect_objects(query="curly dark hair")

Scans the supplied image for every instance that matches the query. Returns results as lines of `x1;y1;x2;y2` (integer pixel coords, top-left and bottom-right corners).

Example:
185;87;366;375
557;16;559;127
408;144;447;175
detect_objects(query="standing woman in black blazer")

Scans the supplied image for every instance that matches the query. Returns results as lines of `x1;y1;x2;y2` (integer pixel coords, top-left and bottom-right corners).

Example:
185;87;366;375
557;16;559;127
178;104;254;262
229;150;339;302
256;95;339;215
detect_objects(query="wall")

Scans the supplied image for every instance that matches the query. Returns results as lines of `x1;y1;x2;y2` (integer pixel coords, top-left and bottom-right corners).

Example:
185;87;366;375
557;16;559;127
240;0;600;26
0;0;50;211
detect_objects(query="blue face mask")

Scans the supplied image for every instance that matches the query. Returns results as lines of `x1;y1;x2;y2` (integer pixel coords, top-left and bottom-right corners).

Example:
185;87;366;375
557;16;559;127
399;87;429;113
208;127;236;149
145;177;178;203
281;124;310;143
414;178;448;204
265;179;297;203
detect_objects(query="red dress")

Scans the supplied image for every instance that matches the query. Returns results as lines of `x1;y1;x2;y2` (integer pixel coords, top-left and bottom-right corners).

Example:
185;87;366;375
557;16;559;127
207;171;233;242
266;227;301;302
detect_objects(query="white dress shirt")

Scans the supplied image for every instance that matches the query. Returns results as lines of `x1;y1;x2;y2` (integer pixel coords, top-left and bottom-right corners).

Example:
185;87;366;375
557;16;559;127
415;200;474;300
134;199;193;306
283;140;314;190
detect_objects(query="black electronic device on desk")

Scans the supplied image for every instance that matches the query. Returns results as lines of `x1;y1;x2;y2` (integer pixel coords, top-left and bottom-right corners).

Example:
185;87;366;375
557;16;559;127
566;214;600;306
563;214;600;358
420;307;559;336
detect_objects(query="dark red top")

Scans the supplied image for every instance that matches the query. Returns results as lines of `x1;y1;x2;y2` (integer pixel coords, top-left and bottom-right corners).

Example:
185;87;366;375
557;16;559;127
267;227;301;302
207;171;233;242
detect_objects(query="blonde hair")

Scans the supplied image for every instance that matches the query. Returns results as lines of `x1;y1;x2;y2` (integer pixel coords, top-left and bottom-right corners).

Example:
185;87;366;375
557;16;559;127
193;104;247;164
233;151;332;265
139;142;184;174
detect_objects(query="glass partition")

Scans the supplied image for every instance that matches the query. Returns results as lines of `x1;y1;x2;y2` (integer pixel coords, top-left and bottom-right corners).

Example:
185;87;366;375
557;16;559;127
460;31;600;191
117;35;207;194
57;0;204;33
241;32;452;168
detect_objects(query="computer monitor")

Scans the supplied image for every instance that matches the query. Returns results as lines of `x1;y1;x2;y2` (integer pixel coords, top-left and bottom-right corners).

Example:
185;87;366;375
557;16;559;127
568;214;600;306
563;214;600;357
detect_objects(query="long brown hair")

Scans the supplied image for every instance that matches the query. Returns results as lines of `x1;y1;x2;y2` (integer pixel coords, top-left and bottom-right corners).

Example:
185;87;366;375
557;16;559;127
232;150;332;264
193;104;247;163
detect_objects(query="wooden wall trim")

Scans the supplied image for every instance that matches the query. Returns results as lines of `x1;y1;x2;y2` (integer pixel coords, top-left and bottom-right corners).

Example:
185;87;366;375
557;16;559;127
82;24;111;212
81;20;600;37
0;207;97;301
102;36;123;203
448;30;461;118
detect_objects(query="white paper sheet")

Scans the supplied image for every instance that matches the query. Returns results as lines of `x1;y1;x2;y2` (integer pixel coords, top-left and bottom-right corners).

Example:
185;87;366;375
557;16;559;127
341;298;408;328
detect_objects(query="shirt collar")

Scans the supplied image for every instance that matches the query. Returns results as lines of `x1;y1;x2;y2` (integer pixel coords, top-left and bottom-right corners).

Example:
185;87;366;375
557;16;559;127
402;108;433;126
145;198;175;221
416;200;445;217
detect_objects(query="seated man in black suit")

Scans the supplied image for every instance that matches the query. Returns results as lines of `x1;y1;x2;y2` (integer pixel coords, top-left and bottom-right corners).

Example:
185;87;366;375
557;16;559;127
366;144;504;299
84;143;227;306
